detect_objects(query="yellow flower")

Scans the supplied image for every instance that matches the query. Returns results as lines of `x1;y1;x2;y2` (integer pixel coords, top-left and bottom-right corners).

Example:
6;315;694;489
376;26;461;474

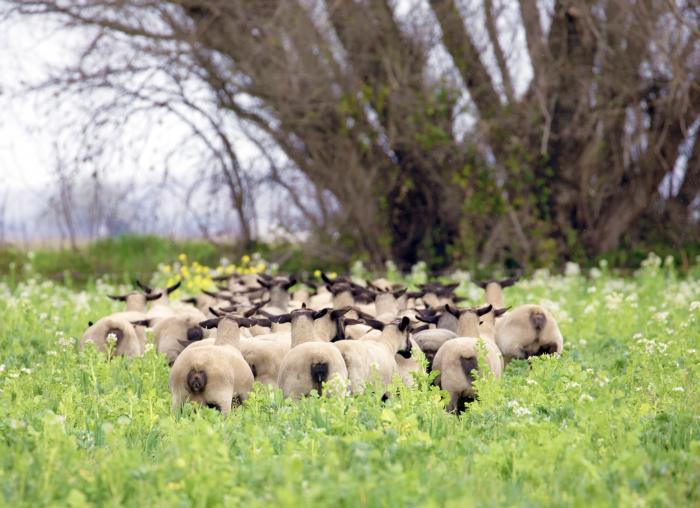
225;265;235;274
180;266;190;278
162;265;172;274
178;253;187;263
329;272;337;279
256;262;266;272
313;269;321;279
241;255;251;264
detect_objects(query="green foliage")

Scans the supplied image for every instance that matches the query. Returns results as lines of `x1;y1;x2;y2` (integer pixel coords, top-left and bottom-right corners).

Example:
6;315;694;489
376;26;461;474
1;257;699;506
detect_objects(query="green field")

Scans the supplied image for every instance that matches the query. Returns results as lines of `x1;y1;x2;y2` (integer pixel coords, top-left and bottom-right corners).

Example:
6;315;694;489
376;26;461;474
1;253;699;507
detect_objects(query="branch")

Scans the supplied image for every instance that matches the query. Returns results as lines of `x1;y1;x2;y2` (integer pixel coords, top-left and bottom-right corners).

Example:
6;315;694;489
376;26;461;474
484;0;514;103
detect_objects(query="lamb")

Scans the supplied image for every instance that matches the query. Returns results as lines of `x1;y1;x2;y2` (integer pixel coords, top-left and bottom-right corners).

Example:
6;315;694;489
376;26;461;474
334;316;413;395
494;304;563;364
170;316;256;413
276;307;349;399
81;316;145;358
431;305;503;412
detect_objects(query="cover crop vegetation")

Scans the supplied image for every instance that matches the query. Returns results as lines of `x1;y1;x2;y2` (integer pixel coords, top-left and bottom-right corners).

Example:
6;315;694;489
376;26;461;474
0;253;699;506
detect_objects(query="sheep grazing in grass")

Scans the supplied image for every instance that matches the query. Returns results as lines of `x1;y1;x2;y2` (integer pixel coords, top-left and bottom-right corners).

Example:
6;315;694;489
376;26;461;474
153;314;212;366
475;277;519;309
334;316;413;395
81;316;145;358
107;291;162;321
170;316;256;414
412;304;491;371
495;304;563;364
431;304;504;412
276;307;349;399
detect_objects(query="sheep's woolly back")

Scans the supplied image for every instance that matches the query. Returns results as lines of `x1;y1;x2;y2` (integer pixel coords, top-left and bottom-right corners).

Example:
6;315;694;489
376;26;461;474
495;304;563;363
432;337;503;412
153;315;210;365
374;293;399;321
289;313;318;348
81;316;145;358
456;311;481;338
277;342;348;399
239;337;290;387
412;329;458;370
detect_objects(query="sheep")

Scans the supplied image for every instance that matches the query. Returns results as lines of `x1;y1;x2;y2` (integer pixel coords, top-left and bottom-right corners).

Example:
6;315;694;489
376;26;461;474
170;316;256;413
494;304;563;364
81;316;145;358
431;304;503;412
475;276;519;309
106;291;162;321
417;282;460;308
412;304;491;371
152;314;213;366
233;305;349;389
276;307;349;399
334;316;413;395
257;276;297;314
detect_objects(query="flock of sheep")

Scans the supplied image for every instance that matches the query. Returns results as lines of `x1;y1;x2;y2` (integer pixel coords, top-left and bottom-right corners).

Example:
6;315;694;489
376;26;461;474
81;273;564;414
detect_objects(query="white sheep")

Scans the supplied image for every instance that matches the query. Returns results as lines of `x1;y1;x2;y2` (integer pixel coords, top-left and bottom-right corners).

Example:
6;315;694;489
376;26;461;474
81;316;145;358
495;304;563;364
276;307;349;398
170;317;255;413
334;316;413;395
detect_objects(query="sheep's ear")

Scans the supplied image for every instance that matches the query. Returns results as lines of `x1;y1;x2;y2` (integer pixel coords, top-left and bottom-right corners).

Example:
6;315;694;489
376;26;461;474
131;319;151;327
411;324;429;333
218;305;240;313
107;294;128;302
445;304;460;317
476;304;493;317
257;273;273;282
211;274;232;282
366;280;380;291
363;318;385;331
166;280;182;294
331;307;352;320
135;280;153;293
305;280;318;290
235;317;257;328
392;287;407;298
208;307;225;317
416;314;439;324
145;292;163;301
199;318;221;329
398;316;411;332
181;297;197;304
265;313;291;324
406;291;424;299
494;307;511;317
342;318;365;326
474;280;489;289
201;289;221;298
257;278;272;289
283;277;297;290
254;318;273;328
499;277;519;288
416;307;437;317
243;299;268;318
88;321;94;327
313;308;329;320
321;272;334;284
444;283;460;292
216;284;230;292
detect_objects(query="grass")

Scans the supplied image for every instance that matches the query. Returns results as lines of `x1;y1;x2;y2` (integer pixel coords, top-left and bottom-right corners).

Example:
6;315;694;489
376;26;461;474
0;254;699;506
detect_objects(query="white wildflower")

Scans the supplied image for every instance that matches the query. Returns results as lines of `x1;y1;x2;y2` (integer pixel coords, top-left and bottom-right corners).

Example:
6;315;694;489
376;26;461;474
589;267;602;279
117;416;131;425
0;364;5;373
46;350;58;357
513;406;532;417
687;349;697;354
526;378;538;386
587;286;597;294
579;393;594;402
598;376;609;387
144;343;154;353
652;312;669;322
565;381;580;390
20;368;31;375
565;262;581;277
690;301;700;312
633;332;643;340
672;386;685;392
8;372;19;379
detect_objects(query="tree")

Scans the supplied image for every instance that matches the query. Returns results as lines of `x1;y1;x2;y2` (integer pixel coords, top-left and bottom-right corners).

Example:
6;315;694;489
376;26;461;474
2;0;699;267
